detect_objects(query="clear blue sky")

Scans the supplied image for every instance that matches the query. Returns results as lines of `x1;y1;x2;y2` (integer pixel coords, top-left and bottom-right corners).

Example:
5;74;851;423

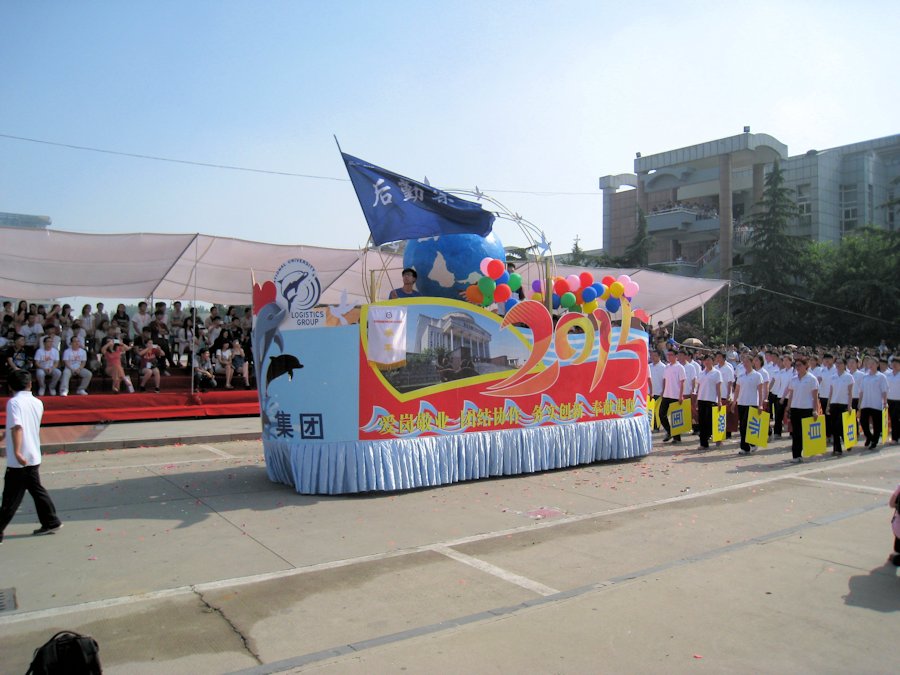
2;0;897;255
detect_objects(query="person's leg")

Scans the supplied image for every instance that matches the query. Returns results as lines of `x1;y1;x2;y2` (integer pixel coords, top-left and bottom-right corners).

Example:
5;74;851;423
889;400;900;442
789;408;804;459
35;368;46;395
241;361;250;386
24;466;61;529
140;366;152;389
77;367;92;393
225;364;234;388
659;397;673;440
49;368;61;394
0;468;28;538
60;367;72;395
820;397;831;439
738;405;750;452
698;400;711;447
152;367;160;390
859;408;874;446
651;395;661;431
773;397;786;436
831;403;845;454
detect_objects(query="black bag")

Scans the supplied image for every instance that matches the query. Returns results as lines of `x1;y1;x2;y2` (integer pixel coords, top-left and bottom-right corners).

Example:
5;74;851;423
26;630;102;674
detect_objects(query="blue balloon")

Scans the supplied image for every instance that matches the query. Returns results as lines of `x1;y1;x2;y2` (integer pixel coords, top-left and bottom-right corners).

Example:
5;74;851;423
605;297;621;313
504;297;518;312
497;271;510;285
591;282;604;294
551;293;561;309
581;286;597;302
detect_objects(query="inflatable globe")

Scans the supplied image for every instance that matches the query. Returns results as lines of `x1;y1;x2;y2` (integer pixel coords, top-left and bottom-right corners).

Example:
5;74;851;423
404;232;505;299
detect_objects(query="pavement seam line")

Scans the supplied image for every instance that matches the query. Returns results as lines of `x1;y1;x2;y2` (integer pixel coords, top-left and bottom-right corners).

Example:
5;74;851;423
191;585;264;665
430;544;560;596
228;500;886;675
197;443;237;458
789;476;894;494
3;448;895;625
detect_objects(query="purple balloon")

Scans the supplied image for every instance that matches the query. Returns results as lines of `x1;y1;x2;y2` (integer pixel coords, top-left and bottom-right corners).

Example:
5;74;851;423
531;279;543;293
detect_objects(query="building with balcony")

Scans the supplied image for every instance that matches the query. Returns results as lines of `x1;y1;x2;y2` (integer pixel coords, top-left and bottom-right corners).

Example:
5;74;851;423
598;131;900;278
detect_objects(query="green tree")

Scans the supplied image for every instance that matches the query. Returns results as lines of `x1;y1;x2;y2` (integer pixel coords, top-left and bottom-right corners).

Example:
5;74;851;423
733;162;805;344
619;208;652;267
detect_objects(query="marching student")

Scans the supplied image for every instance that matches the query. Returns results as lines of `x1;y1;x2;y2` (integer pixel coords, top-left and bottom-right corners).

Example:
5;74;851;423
771;353;794;437
859;356;889;450
887;358;900;445
785;357;820;464
715;351;737;441
659;350;686;444
696;353;723;449
647;350;666;432
733;353;764;455
826;357;854;456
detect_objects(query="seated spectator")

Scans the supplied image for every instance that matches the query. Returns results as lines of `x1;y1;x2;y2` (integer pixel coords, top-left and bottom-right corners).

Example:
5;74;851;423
137;339;164;393
207;316;224;348
43;324;62;352
174;316;196;367
205;305;221;329
193;347;217;392
100;337;134;393
1;300;13;322
131;301;153;337
94;319;110;349
60;336;93;396
34;335;61;396
230;340;251;388
111;303;131;336
148;311;173;373
18;313;44;356
215;341;234;387
93;302;109;328
6;335;31;376
77;303;94;334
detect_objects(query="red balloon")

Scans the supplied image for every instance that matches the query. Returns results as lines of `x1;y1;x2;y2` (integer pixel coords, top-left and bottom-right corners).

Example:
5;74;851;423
494;284;512;303
579;271;594;288
601;275;616;287
486;259;505;280
553;278;570;296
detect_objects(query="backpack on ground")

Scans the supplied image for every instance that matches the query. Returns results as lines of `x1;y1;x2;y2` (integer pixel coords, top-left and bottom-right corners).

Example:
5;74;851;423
26;630;102;674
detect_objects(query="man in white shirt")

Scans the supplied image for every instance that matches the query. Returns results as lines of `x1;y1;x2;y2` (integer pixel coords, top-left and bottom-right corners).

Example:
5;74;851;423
660;351;686;444
647;350;666;432
33;336;61;397
715;351;737;439
818;353;836;441
131;301;153;338
60;337;93;396
859;356;889;450
18;313;44;353
826;357;854;455
696;354;723;449
785;357;820;463
733;354;764;455
772;354;794;437
0;370;63;543
887;358;900;445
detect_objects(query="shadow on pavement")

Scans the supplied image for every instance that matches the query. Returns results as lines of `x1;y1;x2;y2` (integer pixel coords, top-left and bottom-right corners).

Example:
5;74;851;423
844;563;900;612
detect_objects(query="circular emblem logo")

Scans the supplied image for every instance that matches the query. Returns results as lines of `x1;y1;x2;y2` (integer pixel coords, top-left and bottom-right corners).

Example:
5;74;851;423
274;258;321;313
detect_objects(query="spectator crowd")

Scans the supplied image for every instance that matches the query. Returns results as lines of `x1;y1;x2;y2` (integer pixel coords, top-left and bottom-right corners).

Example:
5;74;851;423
1;300;255;395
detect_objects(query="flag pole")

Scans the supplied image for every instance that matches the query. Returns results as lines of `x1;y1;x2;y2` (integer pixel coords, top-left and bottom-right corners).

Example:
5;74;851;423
333;135;343;154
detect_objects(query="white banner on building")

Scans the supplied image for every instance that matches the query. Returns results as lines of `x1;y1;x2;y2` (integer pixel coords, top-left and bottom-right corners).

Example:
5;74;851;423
367;306;407;369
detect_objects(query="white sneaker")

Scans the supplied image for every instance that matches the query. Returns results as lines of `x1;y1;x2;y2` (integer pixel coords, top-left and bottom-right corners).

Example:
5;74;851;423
76;390;88;396
38;387;45;396
60;391;68;396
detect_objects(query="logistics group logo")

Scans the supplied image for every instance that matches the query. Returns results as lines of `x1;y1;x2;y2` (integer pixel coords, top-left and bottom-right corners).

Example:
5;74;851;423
274;258;321;313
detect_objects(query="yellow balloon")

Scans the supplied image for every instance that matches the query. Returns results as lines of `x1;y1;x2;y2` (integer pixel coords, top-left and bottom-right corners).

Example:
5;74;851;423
583;300;598;313
531;292;544;302
609;281;624;298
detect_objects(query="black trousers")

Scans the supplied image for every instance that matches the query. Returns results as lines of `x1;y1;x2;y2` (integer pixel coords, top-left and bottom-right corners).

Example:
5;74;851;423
888;400;900;442
829;403;848;453
767;393;779;434
659;397;680;441
698;400;715;447
0;465;61;535
773;396;788;435
859;407;882;446
789;408;813;458
819;397;831;438
737;405;754;451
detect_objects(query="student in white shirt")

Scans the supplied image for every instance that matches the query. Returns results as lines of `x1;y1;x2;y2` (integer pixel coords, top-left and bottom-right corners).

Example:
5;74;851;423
733;354;764;454
786;357;821;463
660;351;686;444
826;357;854;455
715;351;737;439
859;356;889;450
33;336;61;397
818;353;836;441
772;354;794;437
647;350;666;432
696;353;723;449
887;358;900;445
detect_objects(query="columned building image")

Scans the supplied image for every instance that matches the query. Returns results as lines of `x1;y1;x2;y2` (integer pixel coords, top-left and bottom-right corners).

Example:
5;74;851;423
415;312;492;361
599;131;900;278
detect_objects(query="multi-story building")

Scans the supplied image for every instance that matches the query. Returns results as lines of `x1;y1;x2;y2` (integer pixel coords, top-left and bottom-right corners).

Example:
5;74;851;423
0;212;51;229
598;130;900;278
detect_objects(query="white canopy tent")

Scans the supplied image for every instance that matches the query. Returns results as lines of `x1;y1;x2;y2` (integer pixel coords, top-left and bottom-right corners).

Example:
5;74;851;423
0;226;727;322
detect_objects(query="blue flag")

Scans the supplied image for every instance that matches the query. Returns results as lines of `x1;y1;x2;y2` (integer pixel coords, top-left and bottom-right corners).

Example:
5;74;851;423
342;153;494;245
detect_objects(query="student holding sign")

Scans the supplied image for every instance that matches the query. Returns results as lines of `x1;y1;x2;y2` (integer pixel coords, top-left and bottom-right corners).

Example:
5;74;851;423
785;357;820;463
826;357;854;456
859;356;889;450
696;353;723;449
659;350;686;444
732;353;764;455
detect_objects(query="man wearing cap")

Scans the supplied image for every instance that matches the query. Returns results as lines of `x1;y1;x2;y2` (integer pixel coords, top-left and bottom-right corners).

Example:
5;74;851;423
389;268;423;299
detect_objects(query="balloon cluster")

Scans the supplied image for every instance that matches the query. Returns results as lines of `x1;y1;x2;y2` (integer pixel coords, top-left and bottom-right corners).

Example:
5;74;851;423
529;272;640;314
464;257;523;312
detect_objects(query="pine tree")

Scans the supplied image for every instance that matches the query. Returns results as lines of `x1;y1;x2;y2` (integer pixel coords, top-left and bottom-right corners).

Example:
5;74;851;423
620;208;652;267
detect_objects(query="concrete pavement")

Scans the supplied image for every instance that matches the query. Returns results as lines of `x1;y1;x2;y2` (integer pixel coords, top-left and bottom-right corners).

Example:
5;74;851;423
0;427;898;673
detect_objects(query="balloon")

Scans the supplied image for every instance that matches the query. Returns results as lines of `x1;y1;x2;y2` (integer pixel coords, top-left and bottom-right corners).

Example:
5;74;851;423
573;304;583;314
582;286;597;302
479;257;492;275
606;297;621;313
601;289;610;301
478;276;497;295
609;281;624;298
561;292;576;308
508;273;522;292
551;293;561;309
601;275;616;287
566;274;581;292
575;289;584;305
583;300;598;313
494;283;512;303
630;281;640;296
617;274;631;285
497;271;510;285
553;278;570;296
482;292;493;307
531;292;544;302
486;259;505;280
504;297;519;312
579;271;594;289
465;285;483;305
531;279;542;293
623;280;638;297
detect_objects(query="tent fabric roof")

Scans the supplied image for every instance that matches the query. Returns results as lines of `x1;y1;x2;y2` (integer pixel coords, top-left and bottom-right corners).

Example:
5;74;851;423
0;226;727;322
